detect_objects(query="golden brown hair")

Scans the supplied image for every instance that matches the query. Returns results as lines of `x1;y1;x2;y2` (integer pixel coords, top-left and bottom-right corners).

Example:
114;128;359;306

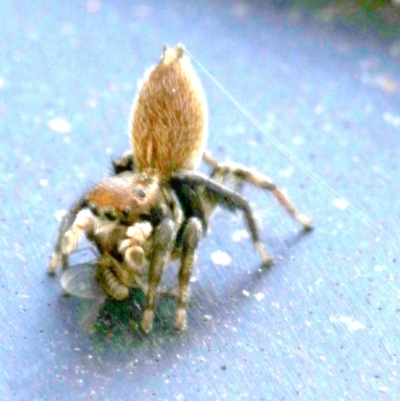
130;44;208;177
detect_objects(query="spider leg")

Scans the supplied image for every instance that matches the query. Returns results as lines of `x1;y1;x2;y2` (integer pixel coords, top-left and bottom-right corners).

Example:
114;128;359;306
171;171;273;266
141;219;176;334
48;196;87;274
175;217;203;331
203;151;313;230
111;151;135;174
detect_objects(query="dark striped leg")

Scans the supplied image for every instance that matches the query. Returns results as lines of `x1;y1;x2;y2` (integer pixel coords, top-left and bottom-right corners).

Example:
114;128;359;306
141;219;176;334
171;170;273;266
175;217;203;331
203;151;313;230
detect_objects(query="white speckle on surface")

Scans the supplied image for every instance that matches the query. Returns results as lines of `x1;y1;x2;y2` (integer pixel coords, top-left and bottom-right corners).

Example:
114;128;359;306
374;265;386;272
279;166;295;178
378;385;389;393
371;165;384;175
329;316;365;331
232;229;250;242
87;97;98;108
383;112;400;128
48;117;72;133
60;21;76;36
253;292;264;302
54;209;67;222
292;135;304;146
211;250;231;266
242;289;250;297
314;104;324;114
271;301;280;309
39;178;48;187
63;135;71;144
333;198;349;210
0;77;5;88
203;315;212;321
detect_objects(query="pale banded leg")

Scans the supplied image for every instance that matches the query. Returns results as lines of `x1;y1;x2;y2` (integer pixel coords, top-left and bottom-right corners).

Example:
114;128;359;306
141;219;176;334
203;151;313;230
175;217;203;331
48;196;88;273
48;207;94;274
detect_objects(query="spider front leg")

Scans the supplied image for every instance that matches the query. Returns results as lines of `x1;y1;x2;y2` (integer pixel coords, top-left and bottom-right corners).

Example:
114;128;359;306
48;203;93;274
175;217;203;331
141;219;176;334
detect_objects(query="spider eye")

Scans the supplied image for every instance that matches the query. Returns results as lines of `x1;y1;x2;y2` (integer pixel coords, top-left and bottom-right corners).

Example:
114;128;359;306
121;208;130;218
87;202;100;216
104;207;118;221
135;189;146;199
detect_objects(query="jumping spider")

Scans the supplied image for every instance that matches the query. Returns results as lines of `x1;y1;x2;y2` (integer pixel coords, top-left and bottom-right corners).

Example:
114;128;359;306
48;44;313;334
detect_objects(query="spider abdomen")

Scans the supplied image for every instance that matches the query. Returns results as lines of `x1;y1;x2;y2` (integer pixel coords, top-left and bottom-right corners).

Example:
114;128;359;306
130;44;208;177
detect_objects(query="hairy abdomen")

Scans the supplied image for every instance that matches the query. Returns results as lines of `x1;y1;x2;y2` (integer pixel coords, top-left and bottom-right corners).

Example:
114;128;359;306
130;44;208;177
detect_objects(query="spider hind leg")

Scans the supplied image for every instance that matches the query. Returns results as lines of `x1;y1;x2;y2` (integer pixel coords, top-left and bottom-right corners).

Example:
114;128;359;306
203;151;313;231
171;170;273;266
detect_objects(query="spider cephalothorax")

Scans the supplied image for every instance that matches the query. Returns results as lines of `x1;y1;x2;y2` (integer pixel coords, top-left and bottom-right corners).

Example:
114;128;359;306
48;44;312;333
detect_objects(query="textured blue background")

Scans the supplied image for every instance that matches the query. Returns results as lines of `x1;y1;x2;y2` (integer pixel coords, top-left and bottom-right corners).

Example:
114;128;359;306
1;1;400;400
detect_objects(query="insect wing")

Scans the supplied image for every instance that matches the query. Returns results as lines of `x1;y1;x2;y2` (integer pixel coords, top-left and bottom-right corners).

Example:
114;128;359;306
61;263;104;300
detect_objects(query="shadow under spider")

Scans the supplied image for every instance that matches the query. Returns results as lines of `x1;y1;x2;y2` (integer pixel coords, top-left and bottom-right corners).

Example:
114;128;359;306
57;227;313;354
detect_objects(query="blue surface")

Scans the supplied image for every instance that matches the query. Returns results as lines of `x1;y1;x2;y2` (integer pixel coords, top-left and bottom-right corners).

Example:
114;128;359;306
1;1;400;400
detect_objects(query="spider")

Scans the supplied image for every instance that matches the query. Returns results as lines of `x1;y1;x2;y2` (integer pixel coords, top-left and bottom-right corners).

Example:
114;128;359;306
48;44;313;334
